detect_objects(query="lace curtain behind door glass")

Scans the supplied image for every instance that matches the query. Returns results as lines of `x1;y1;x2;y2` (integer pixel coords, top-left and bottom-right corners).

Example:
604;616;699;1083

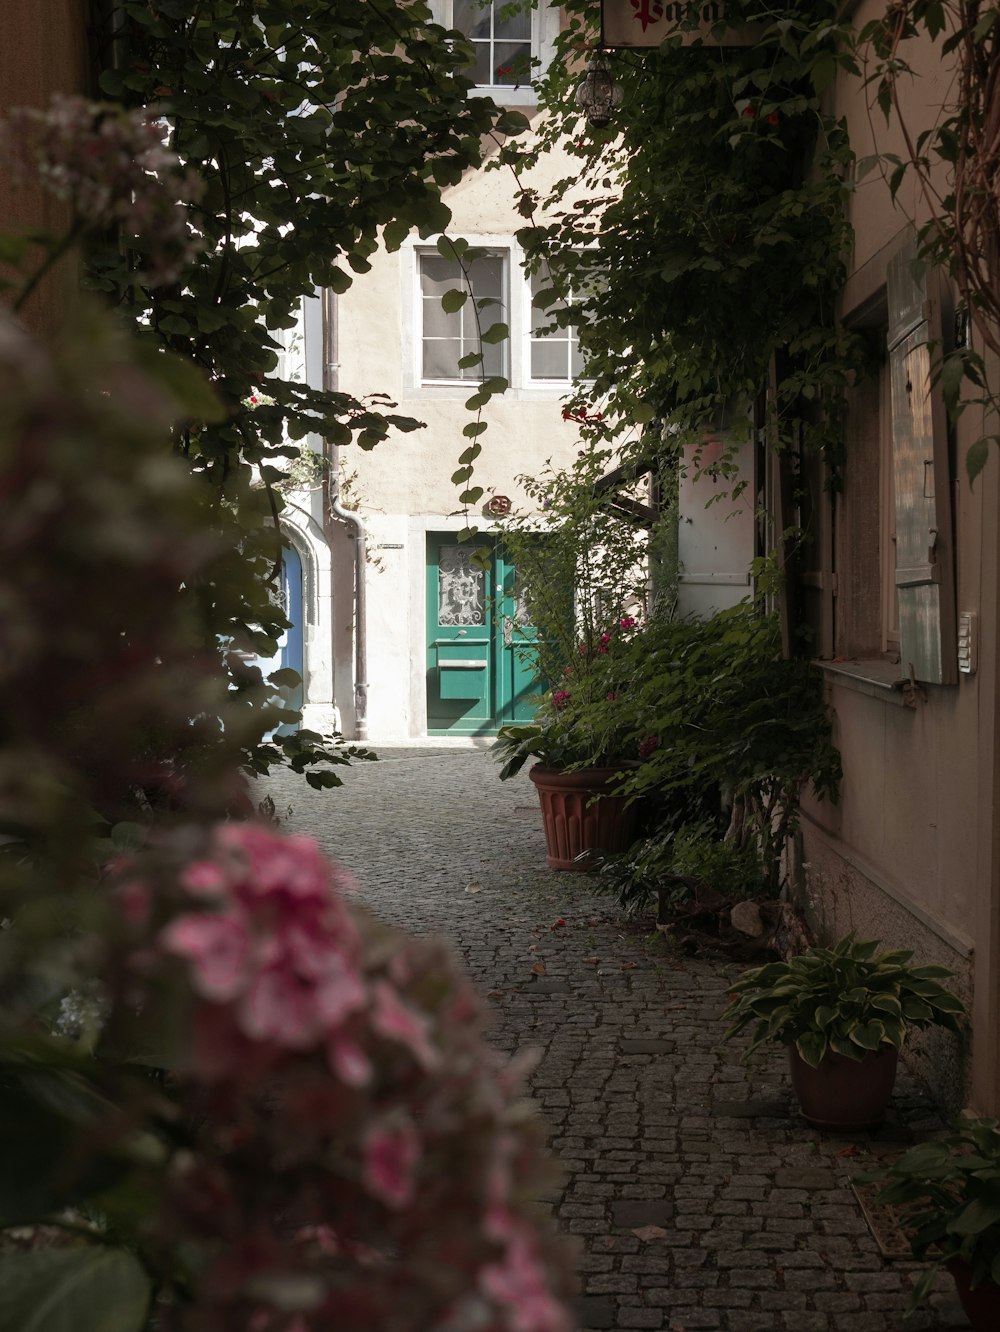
439;546;486;626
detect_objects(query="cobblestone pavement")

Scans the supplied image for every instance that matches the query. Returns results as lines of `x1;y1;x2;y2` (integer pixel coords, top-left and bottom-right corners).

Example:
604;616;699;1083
260;747;972;1332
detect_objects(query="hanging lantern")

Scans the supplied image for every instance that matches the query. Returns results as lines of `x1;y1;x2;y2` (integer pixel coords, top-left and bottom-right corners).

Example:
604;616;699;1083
575;52;623;129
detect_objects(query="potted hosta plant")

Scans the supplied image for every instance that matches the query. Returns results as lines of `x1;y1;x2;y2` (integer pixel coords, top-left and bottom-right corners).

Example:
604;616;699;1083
860;1118;1000;1330
722;934;966;1129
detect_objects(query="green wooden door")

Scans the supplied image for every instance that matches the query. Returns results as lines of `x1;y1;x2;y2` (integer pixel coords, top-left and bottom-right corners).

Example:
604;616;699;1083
426;535;543;735
496;551;544;726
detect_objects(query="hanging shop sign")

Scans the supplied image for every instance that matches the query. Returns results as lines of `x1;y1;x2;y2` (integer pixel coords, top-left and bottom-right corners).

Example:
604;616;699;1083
600;1;761;48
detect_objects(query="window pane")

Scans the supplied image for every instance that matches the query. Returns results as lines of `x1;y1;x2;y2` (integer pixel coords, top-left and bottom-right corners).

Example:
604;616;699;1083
439;545;486;626
495;3;531;39
570;339;588;380
471;46;493;85
531;340;568;381
420;255;457;299
423;297;457;340
454;0;492;40
493;41;530;84
469;254;503;303
421;249;505;381
424;338;461;379
479;339;504;379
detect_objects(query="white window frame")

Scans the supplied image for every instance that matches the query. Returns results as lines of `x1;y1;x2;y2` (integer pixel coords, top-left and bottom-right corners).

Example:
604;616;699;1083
428;0;560;105
414;243;511;388
401;236;590;400
524;259;596;389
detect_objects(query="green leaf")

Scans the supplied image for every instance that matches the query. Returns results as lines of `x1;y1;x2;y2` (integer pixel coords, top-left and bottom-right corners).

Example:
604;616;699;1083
967;436;992;484
437;235;467;260
795;1030;827;1068
266;667;302;687
479;322;509;344
850;1021;885;1051
441;288;468;313
462;421;488;438
458;351;484;368
949;1196;1000;1236
135;348;226;423
0;1246;150;1332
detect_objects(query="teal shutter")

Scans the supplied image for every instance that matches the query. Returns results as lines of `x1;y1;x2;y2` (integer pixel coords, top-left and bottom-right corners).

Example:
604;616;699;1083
886;237;957;685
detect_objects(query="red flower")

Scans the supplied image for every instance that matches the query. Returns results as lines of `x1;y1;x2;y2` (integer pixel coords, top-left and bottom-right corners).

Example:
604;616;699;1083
742;105;756;118
638;736;660;759
766;112;779;126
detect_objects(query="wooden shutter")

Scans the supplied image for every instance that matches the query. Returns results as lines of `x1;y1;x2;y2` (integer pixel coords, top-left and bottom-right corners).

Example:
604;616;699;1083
887;237;956;685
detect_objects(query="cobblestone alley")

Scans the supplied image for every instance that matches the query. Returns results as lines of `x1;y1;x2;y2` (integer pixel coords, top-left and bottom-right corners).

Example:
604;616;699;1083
262;747;973;1332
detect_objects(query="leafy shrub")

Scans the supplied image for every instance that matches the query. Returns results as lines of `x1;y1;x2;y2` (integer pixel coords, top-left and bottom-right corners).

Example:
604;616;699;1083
722;934;966;1068
610;602;842;892
592;817;764;918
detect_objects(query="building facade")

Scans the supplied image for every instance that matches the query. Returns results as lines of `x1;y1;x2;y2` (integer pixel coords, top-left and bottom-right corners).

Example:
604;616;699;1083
785;1;1000;1116
279;2;584;742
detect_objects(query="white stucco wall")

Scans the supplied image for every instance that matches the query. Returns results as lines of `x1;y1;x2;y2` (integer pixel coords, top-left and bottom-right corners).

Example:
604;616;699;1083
323;123;587;740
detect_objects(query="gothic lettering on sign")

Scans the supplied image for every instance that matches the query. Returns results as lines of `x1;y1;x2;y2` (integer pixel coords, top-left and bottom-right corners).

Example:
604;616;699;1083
603;0;756;48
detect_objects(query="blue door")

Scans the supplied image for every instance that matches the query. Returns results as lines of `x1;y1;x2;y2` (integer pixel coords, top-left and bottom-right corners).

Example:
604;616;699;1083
277;545;304;731
250;544;304;736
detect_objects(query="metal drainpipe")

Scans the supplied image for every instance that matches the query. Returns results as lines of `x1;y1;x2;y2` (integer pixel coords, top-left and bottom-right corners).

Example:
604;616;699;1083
321;285;369;742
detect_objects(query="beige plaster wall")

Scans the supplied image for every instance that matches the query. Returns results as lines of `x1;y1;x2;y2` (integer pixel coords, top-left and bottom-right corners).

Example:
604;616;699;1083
832;0;955;282
330;122;586;740
799;5;1000;1113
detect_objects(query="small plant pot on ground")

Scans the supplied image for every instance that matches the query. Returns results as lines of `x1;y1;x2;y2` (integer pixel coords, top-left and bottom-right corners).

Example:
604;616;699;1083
529;764;639;870
944;1257;1000;1331
722;934;966;1131
860;1118;1000;1328
788;1044;899;1130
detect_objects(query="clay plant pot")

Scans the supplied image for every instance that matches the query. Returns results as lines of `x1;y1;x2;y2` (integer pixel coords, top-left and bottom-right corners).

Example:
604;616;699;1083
787;1043;899;1130
529;764;640;870
944;1258;1000;1331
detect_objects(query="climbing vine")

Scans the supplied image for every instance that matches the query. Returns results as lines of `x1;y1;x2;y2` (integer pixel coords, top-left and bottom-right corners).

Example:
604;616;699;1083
500;0;871;500
856;0;1000;480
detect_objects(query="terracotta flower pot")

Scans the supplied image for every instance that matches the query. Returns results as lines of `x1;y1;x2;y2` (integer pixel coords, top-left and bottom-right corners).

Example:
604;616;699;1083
944;1257;1000;1331
787;1043;899;1130
529;764;639;870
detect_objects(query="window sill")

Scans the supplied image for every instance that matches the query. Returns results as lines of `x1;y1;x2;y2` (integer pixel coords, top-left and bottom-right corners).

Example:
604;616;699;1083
814;657;908;706
475;86;536;107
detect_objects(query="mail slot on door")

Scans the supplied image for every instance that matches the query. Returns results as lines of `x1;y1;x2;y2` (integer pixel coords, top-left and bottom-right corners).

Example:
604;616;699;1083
438;659;487;701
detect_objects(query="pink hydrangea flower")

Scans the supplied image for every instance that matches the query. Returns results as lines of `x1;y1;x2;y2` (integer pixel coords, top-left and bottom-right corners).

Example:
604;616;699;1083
159;824;367;1057
481;1213;571;1332
371;979;439;1070
0;94;204;285
161;910;250;1002
363;1116;421;1208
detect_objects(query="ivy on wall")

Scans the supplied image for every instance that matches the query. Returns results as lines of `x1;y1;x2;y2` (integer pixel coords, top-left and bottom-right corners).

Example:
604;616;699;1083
501;0;870;495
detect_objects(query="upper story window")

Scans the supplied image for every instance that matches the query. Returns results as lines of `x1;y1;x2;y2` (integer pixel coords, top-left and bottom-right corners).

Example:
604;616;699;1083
419;250;507;382
527;255;601;384
455;0;532;88
528;267;584;383
430;1;558;101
